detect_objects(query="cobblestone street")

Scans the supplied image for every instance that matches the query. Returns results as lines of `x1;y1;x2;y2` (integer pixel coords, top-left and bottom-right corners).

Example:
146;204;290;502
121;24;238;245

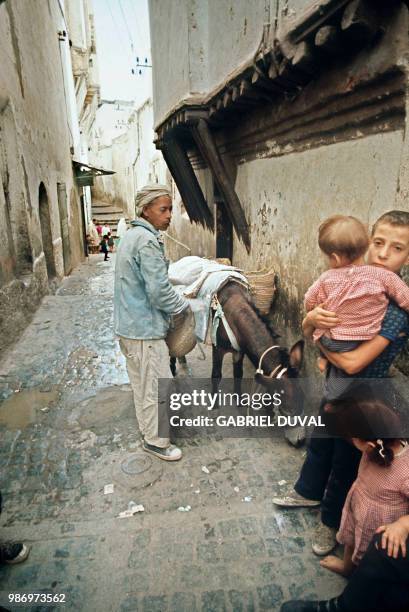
0;256;345;611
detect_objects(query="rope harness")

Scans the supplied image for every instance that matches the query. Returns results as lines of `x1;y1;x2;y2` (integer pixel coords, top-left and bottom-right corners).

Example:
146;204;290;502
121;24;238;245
211;296;241;352
256;345;288;379
211;297;288;379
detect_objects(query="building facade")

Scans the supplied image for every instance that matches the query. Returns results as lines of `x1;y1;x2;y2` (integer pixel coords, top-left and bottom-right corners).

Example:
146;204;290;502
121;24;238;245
0;0;100;354
149;0;409;360
90;98;170;221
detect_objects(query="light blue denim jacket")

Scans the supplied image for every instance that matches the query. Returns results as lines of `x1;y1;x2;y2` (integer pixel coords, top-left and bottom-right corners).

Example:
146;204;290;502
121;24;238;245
114;219;188;339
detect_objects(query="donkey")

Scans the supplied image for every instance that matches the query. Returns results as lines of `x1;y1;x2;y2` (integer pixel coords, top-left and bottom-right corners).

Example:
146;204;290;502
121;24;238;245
171;281;305;445
213;282;305;446
212;283;301;372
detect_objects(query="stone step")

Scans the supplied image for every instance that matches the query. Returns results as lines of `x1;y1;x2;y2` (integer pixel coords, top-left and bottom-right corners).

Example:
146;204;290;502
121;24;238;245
92;206;124;215
92;215;126;223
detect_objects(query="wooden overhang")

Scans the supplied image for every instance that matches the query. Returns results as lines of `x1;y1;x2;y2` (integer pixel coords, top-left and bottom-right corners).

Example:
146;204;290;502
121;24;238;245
73;160;115;188
154;0;404;251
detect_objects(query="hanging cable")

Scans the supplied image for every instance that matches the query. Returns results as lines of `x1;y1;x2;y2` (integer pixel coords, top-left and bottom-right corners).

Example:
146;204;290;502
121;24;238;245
127;0;144;48
105;0;133;61
118;0;136;52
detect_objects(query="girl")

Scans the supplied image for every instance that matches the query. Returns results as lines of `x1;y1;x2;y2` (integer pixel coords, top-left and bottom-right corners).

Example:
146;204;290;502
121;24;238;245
321;388;409;576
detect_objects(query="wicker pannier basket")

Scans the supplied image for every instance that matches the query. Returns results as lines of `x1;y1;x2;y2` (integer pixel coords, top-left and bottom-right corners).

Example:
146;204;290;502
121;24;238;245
245;268;276;315
166;308;197;358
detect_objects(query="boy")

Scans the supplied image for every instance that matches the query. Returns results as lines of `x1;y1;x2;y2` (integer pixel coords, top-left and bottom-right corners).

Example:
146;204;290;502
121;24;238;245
273;210;409;556
100;234;109;261
107;232;115;253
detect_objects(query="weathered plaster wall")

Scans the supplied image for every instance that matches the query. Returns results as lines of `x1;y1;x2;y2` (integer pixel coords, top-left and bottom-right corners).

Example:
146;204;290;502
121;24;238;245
232;131;404;330
148;0;320;126
149;0;191;124
0;0;85;354
206;1;268;91
92;99;166;219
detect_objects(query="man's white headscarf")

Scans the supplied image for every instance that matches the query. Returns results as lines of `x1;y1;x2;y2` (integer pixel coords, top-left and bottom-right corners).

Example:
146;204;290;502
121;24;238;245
135;184;171;217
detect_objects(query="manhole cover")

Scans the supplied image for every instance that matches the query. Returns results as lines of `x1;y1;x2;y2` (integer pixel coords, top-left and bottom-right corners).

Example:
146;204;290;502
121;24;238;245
121;453;152;475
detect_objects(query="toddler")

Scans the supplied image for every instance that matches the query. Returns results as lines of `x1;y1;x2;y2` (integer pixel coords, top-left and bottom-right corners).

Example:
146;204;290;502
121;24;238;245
305;215;409;369
320;390;409;576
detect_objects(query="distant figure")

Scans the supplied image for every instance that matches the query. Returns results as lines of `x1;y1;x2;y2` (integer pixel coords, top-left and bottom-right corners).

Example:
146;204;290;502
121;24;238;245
85;234;91;258
88;219;99;249
101;224;111;237
117;217;127;243
107;232;115;253
100;235;109;261
95;220;102;236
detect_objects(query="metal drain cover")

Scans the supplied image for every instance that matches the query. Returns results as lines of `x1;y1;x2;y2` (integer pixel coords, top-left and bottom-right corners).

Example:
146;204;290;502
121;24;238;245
121;453;152;475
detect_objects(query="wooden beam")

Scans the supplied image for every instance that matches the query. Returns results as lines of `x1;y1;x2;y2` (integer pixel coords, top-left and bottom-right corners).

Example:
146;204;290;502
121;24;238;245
314;25;342;56
289;0;350;44
341;0;380;44
216;99;224;113
278;59;310;87
231;85;260;106
184;109;209;124
208;102;241;125
190;119;250;252
223;90;232;108
239;79;272;102
251;70;283;95
291;41;320;76
268;62;279;80
160;138;214;230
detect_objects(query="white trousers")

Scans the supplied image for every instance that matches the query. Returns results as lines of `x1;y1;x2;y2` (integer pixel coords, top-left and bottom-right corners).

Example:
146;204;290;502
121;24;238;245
119;337;171;448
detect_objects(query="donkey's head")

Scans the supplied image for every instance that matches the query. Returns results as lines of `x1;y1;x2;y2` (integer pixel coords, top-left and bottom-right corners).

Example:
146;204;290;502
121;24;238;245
254;340;305;446
254;340;304;383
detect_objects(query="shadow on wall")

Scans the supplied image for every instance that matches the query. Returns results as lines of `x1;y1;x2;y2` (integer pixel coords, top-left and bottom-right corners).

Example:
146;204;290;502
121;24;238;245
38;182;56;280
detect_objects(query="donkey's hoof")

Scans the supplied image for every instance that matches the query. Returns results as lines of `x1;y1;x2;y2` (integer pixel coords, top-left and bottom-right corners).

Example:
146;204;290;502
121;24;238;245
284;426;306;448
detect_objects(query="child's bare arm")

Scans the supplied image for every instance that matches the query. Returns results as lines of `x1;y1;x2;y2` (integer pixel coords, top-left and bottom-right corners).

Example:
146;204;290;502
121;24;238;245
319;335;390;375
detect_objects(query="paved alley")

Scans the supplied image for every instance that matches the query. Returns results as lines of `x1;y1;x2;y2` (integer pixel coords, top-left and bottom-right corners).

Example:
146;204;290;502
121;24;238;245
0;256;345;612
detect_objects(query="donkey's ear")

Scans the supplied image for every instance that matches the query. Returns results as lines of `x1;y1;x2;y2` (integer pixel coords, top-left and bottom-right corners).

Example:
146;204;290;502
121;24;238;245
289;340;304;369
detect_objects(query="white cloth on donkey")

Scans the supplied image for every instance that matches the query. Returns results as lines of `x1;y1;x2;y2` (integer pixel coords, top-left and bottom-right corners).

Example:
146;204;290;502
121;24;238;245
168;256;248;344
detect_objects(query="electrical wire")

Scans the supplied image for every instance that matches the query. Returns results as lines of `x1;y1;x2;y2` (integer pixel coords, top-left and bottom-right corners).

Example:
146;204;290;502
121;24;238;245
105;0;133;61
127;0;144;49
118;0;136;52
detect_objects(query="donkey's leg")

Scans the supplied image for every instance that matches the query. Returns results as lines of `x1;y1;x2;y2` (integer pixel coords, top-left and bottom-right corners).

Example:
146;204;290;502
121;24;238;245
176;355;192;377
211;345;224;397
170;357;177;377
232;352;244;397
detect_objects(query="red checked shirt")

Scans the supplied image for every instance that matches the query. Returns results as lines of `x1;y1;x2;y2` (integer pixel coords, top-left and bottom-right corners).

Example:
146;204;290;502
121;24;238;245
305;264;409;342
337;445;409;564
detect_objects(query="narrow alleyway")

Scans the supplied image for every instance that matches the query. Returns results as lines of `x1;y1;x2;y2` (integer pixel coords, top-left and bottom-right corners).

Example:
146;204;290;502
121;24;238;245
0;257;345;612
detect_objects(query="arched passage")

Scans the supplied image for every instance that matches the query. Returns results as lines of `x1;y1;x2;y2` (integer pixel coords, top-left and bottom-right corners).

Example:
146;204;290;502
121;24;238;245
38;183;56;279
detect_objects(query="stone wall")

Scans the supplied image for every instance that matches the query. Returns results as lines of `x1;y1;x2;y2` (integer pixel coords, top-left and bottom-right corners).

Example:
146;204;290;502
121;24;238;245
149;0;409;375
0;0;85;354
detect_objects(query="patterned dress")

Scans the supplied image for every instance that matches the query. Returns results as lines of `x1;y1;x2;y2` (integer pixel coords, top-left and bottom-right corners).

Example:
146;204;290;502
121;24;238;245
337;445;409;564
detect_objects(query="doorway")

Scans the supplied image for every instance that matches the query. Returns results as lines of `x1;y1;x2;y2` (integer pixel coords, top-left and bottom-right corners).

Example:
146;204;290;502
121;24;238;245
57;182;72;274
38;182;56;278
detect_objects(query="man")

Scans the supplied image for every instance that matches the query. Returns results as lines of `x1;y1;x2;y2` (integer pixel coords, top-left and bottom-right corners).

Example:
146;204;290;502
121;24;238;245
114;184;190;461
273;211;409;554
